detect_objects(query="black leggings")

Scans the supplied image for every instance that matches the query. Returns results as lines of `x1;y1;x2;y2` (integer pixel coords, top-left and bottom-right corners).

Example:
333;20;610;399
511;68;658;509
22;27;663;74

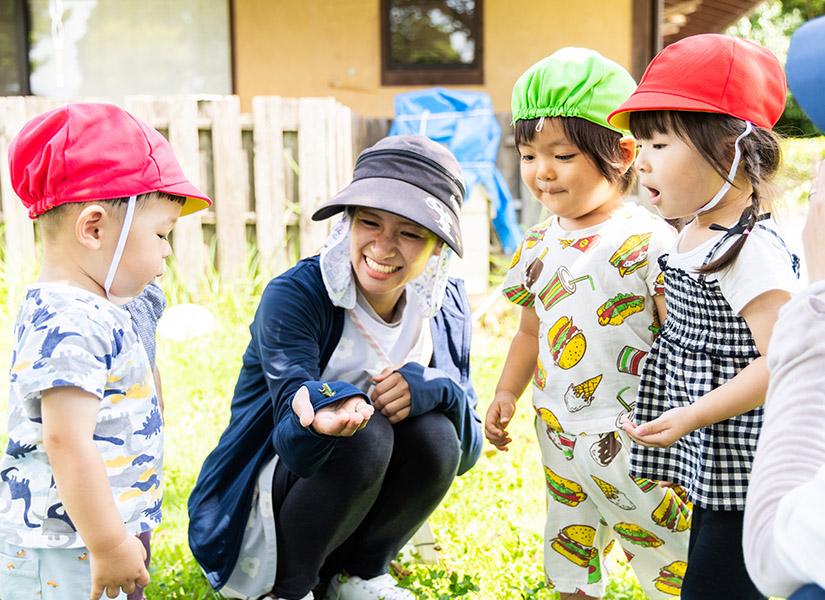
682;506;766;600
270;411;461;598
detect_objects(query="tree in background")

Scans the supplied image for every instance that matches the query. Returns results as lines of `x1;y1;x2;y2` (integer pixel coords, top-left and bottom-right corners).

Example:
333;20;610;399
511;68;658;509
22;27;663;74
728;0;820;136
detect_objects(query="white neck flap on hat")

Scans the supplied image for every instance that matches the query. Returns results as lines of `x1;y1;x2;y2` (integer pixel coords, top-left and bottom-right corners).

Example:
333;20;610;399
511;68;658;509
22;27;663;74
319;210;453;319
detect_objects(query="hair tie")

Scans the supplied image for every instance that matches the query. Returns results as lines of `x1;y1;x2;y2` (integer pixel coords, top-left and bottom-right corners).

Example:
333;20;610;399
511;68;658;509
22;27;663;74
708;211;770;237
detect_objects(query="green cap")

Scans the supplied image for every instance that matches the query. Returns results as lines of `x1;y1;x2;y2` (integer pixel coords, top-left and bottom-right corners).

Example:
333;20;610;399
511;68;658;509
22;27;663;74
511;47;637;134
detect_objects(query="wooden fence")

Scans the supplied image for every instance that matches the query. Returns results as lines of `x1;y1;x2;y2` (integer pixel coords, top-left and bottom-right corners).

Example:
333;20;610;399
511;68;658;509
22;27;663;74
0;95;521;297
0;95;392;292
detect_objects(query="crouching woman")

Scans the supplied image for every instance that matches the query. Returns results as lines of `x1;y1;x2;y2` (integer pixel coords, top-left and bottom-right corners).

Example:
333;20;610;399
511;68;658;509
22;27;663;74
188;136;482;600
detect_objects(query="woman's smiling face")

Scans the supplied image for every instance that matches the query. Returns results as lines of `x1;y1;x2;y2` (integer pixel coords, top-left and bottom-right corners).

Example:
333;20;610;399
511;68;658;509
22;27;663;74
349;207;439;320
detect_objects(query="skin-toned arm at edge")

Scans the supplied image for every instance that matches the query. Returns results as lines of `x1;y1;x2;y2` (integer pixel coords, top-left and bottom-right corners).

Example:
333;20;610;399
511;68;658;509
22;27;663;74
742;165;825;596
805;160;825;283
153;364;163;414
485;306;540;451
42;386;150;600
653;294;667;326
624;288;789;448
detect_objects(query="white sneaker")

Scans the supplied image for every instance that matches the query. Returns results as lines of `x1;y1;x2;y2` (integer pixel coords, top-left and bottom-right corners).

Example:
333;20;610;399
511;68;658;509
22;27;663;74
259;593;313;600
324;573;414;600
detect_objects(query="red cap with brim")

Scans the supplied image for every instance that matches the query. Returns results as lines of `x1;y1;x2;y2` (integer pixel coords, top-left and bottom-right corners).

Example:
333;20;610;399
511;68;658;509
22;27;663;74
608;34;786;131
10;103;211;218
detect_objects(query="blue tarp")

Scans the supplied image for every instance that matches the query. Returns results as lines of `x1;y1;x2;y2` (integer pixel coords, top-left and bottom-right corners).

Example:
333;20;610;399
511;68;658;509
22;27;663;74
388;87;522;254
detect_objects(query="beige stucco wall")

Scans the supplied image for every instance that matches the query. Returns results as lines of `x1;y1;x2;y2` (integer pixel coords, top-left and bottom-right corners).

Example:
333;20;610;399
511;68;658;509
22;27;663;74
233;0;633;117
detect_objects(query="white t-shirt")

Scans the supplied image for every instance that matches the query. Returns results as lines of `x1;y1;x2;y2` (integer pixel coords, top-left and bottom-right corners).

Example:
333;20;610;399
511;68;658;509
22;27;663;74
321;289;433;394
666;219;800;314
502;203;676;434
0;284;162;549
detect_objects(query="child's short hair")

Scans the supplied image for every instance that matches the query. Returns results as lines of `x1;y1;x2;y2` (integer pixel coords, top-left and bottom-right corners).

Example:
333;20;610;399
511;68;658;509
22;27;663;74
9;103;210;220
514;116;636;194
510;48;637;195
36;192;187;238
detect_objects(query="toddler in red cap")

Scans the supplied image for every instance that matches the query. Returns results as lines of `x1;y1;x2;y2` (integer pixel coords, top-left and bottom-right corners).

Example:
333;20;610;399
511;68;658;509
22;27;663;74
485;48;686;600
0;103;210;600
608;34;800;600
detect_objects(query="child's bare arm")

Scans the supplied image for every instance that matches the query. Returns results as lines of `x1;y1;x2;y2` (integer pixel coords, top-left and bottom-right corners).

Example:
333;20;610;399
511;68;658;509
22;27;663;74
653;294;667;324
485;306;540;451
42;386;150;599
625;288;790;447
153;364;164;414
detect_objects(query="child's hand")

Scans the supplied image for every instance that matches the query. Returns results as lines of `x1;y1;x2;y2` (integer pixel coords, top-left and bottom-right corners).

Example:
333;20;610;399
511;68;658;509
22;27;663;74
292;386;374;436
371;366;412;424
485;393;517;451
89;534;149;600
622;405;699;448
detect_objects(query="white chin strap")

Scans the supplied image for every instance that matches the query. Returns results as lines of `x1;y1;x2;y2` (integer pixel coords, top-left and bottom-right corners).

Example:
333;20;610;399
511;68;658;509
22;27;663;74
696;121;753;215
103;195;137;299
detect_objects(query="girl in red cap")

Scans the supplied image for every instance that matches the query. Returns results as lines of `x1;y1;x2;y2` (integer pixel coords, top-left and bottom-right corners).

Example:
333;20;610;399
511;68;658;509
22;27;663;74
608;34;800;599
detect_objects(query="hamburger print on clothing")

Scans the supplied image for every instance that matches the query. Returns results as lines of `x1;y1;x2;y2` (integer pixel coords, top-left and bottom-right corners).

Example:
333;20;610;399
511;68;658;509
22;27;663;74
501;204;676;434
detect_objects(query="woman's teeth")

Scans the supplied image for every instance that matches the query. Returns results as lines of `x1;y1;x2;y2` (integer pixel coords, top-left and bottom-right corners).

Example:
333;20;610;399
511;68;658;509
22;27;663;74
366;257;400;274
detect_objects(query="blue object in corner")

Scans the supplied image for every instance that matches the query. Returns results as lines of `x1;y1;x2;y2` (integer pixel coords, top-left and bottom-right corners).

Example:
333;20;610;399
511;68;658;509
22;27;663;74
389;87;522;254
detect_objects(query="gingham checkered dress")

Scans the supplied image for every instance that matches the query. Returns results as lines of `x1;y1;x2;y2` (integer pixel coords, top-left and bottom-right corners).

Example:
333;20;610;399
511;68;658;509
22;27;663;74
629;225;798;510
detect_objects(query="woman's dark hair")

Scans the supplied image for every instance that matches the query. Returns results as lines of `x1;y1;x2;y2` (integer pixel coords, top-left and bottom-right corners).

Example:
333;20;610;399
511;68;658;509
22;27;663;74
514;116;636;194
629;110;782;274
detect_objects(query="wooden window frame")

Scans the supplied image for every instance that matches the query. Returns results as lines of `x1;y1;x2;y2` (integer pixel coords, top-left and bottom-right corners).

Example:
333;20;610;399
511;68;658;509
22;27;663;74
380;0;484;86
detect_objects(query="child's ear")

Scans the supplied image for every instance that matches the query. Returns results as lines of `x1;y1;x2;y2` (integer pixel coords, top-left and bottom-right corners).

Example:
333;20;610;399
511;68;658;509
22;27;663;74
618;135;636;172
75;205;108;249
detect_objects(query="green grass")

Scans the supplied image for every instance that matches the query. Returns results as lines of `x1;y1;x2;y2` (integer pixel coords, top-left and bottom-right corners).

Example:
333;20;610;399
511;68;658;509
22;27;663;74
0;257;652;600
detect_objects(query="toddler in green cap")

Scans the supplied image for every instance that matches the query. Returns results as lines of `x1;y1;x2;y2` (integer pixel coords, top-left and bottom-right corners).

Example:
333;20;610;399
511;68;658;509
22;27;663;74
484;48;688;599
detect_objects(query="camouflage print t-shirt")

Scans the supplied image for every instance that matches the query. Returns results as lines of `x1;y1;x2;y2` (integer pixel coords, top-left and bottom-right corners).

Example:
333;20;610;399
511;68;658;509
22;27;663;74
0;283;163;549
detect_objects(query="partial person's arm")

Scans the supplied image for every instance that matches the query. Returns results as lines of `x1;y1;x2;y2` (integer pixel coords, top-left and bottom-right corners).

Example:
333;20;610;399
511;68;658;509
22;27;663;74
744;164;825;597
743;281;825;597
484;306;539;451
395;278;482;475
42;387;149;600
253;269;370;477
624;288;789;447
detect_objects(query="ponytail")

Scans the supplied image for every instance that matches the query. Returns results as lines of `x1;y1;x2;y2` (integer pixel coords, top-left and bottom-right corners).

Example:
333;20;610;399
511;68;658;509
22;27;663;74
697;127;781;274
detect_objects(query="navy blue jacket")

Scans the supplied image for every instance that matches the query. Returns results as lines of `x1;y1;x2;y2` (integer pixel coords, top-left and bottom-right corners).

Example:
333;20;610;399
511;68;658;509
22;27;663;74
188;256;481;590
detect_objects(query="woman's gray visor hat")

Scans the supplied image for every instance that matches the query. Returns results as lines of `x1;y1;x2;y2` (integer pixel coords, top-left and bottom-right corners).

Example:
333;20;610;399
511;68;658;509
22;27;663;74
311;135;466;257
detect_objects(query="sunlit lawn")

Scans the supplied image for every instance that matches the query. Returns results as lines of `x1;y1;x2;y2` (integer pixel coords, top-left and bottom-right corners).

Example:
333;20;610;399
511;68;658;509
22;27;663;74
0;256;653;600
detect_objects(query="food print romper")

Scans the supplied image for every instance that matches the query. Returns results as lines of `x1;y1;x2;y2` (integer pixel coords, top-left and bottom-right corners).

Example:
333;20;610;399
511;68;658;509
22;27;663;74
502;204;690;597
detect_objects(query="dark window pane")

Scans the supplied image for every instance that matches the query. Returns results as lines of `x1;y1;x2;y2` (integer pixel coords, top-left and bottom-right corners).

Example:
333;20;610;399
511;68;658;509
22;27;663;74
382;0;483;85
389;0;477;69
0;0;29;95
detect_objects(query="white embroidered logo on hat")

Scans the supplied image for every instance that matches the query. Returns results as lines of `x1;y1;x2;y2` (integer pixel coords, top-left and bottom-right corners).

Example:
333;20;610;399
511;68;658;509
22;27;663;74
425;196;455;243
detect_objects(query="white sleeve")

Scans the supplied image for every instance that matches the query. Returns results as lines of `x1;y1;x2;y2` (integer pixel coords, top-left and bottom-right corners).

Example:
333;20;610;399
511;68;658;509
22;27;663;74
743;281;825;597
718;227;799;314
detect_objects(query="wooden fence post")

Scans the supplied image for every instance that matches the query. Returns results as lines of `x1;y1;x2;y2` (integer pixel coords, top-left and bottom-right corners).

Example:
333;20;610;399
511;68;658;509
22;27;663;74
297;97;333;258
202;96;247;283
126;97;207;294
252;97;289;276
0;97;37;267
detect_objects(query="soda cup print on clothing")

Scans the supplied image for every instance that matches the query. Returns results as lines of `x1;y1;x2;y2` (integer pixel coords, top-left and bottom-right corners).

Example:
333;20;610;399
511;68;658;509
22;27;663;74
538;266;595;311
616;346;647;375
